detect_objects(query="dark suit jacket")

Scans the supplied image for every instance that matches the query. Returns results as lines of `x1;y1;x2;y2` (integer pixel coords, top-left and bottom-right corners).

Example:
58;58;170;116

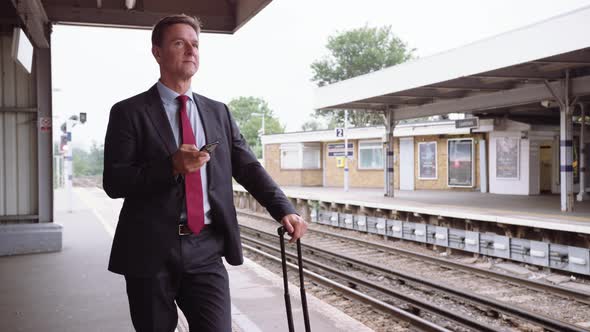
103;84;297;277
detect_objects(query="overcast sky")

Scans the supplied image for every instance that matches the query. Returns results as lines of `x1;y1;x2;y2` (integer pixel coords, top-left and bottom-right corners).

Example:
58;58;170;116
51;0;590;148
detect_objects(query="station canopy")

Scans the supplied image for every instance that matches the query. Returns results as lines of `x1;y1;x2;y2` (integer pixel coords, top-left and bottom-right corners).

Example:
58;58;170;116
314;6;590;123
8;0;272;48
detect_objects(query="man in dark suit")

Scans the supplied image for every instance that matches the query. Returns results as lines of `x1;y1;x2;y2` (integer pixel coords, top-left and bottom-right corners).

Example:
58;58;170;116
103;14;307;332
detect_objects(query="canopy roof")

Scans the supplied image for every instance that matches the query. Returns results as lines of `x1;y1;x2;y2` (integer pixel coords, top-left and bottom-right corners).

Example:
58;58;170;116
9;0;272;48
314;6;590;121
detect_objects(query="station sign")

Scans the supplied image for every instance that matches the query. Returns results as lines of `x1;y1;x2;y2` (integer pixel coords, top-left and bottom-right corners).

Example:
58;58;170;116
328;143;353;157
455;118;479;129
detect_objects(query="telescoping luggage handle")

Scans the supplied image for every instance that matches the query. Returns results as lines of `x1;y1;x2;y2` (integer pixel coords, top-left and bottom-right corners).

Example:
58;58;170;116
278;226;311;332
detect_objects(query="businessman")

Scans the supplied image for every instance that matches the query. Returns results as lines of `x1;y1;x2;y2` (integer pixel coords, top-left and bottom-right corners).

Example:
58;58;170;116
103;14;307;332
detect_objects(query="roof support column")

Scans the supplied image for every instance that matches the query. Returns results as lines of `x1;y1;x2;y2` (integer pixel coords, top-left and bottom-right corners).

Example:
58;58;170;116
577;103;588;202
545;72;575;211
560;102;574;211
36;45;53;222
383;109;395;197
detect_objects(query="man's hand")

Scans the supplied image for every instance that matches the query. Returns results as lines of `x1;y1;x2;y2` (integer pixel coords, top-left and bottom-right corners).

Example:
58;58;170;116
172;144;210;175
281;214;308;244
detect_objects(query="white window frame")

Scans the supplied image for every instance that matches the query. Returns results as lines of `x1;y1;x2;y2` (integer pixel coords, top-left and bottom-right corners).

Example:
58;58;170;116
358;140;384;170
447;138;474;188
418;141;438;180
302;144;321;169
280;143;321;170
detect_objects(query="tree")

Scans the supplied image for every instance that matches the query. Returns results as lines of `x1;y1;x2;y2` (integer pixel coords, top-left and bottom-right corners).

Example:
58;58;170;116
228;97;285;158
87;142;104;175
73;148;90;176
301;119;324;132
72;141;104;176
311;25;415;127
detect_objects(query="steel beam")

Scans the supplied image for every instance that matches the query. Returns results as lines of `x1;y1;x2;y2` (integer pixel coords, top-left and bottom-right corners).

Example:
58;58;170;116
532;60;590;66
12;0;49;48
0;107;37;113
471;74;562;81
391;75;590;121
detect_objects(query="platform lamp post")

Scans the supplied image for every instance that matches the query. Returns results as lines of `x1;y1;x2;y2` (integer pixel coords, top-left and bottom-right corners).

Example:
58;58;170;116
344;109;349;192
60;112;87;213
252;111;265;162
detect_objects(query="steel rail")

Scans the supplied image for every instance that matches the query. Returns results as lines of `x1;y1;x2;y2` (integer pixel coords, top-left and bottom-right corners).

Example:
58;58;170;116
241;242;453;332
243;234;494;332
240;224;588;332
237;209;590;305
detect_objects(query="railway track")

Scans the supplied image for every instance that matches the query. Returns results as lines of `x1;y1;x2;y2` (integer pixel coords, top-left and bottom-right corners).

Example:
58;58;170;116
238;209;590;332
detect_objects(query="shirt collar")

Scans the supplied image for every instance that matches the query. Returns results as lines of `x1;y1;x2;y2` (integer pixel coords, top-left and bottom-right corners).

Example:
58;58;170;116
156;81;193;105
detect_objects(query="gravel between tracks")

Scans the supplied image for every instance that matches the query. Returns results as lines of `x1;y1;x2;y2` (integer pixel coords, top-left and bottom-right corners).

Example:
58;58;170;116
239;212;590;331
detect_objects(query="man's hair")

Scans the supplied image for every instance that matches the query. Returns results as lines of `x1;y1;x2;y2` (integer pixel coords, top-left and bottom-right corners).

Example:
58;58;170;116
151;14;202;47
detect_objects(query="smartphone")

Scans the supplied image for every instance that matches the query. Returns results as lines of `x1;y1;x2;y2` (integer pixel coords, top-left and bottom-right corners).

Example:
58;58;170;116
200;141;220;154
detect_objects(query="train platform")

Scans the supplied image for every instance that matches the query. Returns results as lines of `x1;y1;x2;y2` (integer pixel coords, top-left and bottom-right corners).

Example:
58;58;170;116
0;187;372;332
235;186;590;235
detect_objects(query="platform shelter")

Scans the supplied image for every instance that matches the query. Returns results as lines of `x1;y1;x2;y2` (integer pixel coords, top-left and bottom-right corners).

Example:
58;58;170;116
314;6;590;212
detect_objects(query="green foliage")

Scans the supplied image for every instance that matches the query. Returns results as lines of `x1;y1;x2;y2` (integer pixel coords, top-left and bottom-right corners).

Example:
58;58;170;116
73;142;104;176
301;119;324;132
311;25;415;127
228;96;285;158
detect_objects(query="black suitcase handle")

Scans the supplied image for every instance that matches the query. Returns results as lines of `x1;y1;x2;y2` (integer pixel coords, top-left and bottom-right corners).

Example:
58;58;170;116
278;226;311;332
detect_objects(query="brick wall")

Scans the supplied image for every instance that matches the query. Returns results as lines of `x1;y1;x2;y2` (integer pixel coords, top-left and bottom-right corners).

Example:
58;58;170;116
324;140;383;188
264;144;323;186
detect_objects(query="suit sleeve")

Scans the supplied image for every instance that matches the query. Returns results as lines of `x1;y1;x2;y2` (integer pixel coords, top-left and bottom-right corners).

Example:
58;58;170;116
226;106;297;221
102;103;176;199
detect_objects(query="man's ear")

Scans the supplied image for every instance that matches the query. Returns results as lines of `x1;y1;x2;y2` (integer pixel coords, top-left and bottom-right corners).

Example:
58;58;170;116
152;46;161;64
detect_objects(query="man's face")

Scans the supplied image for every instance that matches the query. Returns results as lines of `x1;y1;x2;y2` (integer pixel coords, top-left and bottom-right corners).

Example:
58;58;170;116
152;23;199;80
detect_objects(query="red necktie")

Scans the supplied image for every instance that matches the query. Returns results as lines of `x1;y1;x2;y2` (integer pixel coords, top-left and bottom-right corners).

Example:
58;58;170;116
177;95;205;235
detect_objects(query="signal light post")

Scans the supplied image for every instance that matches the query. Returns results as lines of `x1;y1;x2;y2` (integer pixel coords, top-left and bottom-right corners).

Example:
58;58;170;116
59;113;87;213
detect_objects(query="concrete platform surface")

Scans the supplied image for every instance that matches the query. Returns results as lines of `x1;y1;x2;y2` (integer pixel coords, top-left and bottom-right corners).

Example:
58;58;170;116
0;187;372;332
0;189;132;332
234;186;590;234
229;258;372;332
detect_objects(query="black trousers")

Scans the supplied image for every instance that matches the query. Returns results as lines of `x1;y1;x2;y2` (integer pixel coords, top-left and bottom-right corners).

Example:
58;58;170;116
124;226;231;332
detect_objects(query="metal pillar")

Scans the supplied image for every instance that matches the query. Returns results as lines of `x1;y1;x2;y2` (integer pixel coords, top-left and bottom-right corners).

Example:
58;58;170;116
545;72;574;211
343;109;349;192
578;103;587;201
36;46;53;222
383;109;395;197
561;102;575;211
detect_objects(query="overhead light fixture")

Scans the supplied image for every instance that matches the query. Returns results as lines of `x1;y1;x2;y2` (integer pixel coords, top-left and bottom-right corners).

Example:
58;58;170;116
540;100;559;108
125;0;136;10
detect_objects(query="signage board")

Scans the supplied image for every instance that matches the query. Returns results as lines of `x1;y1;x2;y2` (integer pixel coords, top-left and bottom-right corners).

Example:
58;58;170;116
328;143;353;157
455;118;479;129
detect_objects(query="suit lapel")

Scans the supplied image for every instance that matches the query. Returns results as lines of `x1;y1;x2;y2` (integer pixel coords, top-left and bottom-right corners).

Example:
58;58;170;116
193;93;216;145
145;84;177;155
194;93;220;190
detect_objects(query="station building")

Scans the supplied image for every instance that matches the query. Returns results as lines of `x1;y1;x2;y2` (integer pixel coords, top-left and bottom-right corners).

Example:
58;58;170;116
262;118;590;196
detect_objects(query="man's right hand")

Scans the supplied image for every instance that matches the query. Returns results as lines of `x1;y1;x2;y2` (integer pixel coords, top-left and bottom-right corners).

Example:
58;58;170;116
172;144;210;175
